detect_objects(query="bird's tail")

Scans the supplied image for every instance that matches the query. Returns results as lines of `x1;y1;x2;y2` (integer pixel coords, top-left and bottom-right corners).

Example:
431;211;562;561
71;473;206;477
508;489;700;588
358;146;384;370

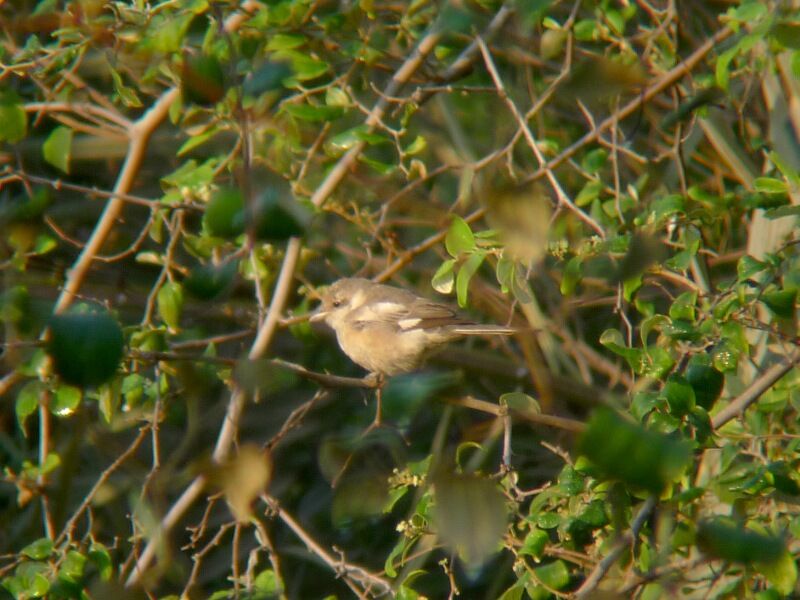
450;324;516;336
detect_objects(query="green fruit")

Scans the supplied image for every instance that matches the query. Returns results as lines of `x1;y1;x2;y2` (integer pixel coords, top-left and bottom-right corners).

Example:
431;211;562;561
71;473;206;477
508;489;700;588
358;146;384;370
204;188;245;239
685;357;725;409
48;308;124;387
184;262;237;300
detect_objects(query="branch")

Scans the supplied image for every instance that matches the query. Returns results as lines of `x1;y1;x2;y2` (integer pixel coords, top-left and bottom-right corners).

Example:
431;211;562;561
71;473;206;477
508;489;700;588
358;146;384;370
125;8;450;585
477;37;605;238
711;357;797;429
53;88;179;315
55;425;151;545
522;26;733;187
452;395;586;433
263;494;394;598
574;495;657;599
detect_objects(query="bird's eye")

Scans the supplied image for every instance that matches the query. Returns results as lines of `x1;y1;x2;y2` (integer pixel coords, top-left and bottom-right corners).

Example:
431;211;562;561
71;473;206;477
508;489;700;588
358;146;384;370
332;299;342;308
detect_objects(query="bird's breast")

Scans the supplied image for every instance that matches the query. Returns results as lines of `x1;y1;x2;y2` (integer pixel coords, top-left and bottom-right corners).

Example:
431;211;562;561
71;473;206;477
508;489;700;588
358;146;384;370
336;324;437;375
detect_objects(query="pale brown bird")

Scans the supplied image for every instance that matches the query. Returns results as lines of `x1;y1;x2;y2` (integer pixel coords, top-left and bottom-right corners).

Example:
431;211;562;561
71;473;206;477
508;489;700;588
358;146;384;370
311;277;515;425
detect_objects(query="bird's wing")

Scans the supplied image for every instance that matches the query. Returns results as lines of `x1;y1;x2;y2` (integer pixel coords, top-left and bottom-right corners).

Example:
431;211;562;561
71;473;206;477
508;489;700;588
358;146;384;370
396;299;472;330
349;297;470;331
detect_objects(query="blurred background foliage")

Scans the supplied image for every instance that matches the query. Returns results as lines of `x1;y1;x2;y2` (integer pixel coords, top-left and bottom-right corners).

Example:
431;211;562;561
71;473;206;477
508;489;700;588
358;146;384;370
1;0;800;598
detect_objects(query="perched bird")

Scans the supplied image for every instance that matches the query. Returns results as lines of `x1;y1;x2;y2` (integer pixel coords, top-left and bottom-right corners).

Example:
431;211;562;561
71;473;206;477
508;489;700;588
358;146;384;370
310;277;515;425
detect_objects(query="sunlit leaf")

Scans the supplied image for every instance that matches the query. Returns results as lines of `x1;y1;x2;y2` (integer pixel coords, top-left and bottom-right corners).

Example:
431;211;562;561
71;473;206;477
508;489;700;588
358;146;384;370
456;251;485;308
0;90;27;143
207;445;273;522
432;471;508;567
42;126;73;173
445;216;475;257
157;281;184;332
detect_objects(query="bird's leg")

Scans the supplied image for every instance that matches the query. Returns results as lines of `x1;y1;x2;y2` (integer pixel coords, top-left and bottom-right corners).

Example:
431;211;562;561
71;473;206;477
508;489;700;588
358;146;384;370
372;374;385;427
362;373;386;433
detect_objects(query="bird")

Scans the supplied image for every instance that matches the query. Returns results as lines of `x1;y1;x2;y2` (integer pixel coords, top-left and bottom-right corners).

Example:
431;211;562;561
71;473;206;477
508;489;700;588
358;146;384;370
310;277;515;426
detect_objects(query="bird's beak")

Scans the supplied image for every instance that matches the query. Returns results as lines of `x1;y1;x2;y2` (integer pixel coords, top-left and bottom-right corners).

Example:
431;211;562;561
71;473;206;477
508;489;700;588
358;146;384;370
309;309;327;323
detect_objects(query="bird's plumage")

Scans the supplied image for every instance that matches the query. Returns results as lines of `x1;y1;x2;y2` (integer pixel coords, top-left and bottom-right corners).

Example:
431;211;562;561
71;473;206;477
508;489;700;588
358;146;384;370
311;278;514;375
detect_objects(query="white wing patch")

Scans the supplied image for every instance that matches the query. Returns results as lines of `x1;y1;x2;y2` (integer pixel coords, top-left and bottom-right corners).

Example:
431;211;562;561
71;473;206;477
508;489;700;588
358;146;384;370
398;318;421;330
357;302;408;321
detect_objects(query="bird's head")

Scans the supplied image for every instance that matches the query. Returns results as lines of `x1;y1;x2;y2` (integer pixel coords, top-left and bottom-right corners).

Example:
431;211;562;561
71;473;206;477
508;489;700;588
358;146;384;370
309;278;371;330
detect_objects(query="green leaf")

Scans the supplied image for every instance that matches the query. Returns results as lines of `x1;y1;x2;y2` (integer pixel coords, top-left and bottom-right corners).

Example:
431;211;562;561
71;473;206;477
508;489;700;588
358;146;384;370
48;306;125;387
558;465;585;495
52;384;81;417
0;90;28;143
58;550;87;584
177;128;217;156
762;289;796;319
283;103;345;122
281;51;330;81
662;375;696;417
697;518;784;564
519;528;548;559
575;180;603;206
266;33;306;51
651;194;685;222
529;560;570;599
404;135;427;156
761;551;798;596
560;256;582;296
432;471;508;567
716;46;737;91
581;148;608;173
203;187;245;238
599;329;646;374
431;259;455;294
578;408;693;493
16;381;41;432
773;22;800;49
157;282;184;332
42;126;73;174
685;356;725;410
88;543;113;581
669;291;697;321
253;568;280;593
22;538;53;560
325;86;350;107
737;255;769;281
358;154;396;175
500;392;541;417
754;176;789;195
242;60;293;98
496;253;514;292
712;341;740;373
109;67;142;108
764;204;800;219
184;262;237;300
181;55;225;105
252;182;309;241
456;251;485;308
33;234;56;256
40;452;60;475
644;346;675;379
445;216;475;257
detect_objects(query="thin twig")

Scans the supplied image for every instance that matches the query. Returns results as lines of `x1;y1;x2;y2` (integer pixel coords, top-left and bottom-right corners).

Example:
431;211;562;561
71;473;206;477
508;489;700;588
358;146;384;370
264;494;393;597
56;425;151;545
574;495;657;598
711;357;798;429
521;27;733;187
452;395;586;433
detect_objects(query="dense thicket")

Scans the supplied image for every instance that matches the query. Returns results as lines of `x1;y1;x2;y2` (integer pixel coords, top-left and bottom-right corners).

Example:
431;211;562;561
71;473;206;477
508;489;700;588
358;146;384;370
1;0;800;598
